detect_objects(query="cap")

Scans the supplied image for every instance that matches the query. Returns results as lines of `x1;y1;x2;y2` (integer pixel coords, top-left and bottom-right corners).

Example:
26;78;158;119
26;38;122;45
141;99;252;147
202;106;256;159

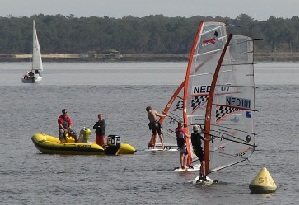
193;125;200;132
62;109;67;113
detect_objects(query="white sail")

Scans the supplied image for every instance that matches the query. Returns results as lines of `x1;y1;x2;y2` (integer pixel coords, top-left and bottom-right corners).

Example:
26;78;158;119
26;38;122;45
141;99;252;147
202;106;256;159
32;20;43;71
206;35;256;173
183;21;228;163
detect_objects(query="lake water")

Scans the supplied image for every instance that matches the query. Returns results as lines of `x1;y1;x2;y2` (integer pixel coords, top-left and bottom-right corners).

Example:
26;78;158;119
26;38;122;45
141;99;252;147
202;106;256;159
0;62;298;205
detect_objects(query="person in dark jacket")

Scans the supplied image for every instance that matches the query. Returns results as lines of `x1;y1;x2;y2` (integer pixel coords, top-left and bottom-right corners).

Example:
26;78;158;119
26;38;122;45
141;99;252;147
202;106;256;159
93;113;106;146
191;124;207;180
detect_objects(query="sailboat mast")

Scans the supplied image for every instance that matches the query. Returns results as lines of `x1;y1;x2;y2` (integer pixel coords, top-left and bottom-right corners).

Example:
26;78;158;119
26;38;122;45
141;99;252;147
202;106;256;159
204;34;232;174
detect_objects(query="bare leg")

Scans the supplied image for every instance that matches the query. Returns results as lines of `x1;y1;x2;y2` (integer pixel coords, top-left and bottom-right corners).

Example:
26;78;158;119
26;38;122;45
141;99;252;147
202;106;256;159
180;152;184;168
201;161;206;179
148;133;157;148
158;133;164;149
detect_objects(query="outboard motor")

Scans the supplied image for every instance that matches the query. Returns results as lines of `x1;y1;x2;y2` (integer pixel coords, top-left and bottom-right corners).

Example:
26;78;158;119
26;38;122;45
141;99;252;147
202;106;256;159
105;135;121;155
78;127;92;143
106;135;121;146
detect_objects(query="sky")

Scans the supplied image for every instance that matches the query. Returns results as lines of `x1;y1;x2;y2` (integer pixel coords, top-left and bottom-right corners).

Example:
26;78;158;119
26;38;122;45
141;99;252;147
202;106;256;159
0;0;298;21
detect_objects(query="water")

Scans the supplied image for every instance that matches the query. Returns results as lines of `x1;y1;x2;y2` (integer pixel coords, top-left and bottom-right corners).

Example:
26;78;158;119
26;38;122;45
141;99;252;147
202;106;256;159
0;62;298;204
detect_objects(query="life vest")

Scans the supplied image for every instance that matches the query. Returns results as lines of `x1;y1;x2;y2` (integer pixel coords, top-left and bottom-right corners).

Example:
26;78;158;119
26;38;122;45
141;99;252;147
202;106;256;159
62;118;69;128
176;127;185;147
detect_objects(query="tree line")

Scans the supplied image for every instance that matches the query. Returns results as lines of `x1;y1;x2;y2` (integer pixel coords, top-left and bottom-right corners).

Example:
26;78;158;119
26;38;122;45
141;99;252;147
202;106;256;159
0;14;298;54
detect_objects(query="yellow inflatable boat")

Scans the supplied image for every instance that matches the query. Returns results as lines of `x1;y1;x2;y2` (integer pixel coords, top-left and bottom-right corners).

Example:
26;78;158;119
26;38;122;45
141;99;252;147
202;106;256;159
31;129;135;155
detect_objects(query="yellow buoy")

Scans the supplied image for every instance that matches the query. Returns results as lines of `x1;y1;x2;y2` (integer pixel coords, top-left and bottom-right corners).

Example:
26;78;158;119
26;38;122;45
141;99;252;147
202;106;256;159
249;167;277;194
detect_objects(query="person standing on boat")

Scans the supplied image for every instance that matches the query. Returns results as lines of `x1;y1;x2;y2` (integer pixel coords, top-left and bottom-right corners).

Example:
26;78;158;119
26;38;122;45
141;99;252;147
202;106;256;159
93;113;106;146
191;124;207;180
146;106;166;149
58;109;77;142
176;121;189;170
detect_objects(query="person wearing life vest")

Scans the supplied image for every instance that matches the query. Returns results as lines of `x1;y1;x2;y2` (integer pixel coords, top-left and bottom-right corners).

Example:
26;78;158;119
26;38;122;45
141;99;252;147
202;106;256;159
176;121;189;170
58;109;77;142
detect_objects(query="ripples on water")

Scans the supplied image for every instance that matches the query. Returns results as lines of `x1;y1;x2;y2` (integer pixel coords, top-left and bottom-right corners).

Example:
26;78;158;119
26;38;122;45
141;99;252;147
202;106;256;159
0;62;298;205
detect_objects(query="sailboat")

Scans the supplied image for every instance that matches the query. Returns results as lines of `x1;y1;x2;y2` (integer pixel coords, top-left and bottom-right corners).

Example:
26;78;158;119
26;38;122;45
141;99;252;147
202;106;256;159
21;20;43;83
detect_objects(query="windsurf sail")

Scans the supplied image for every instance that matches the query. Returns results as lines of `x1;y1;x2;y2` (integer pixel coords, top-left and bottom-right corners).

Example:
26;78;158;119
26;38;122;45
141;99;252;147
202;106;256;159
183;21;229;165
158;81;184;147
203;34;256;174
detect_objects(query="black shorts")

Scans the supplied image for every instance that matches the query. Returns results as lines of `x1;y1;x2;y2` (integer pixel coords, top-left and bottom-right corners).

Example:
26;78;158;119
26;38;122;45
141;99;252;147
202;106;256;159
151;122;162;135
194;149;204;162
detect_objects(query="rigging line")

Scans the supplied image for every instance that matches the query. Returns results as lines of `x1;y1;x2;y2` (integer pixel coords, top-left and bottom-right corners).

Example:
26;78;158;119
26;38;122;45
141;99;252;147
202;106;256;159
222;62;254;66
210;159;248;173
208;129;249;143
192;149;250;164
210;134;257;147
211;124;250;134
212;150;245;158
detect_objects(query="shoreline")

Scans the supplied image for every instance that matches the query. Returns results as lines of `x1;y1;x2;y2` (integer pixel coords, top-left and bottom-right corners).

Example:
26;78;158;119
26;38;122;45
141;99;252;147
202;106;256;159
1;52;299;62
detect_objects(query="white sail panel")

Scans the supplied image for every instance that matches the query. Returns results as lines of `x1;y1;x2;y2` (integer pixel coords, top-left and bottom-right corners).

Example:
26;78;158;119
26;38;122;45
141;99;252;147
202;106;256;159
184;21;228;130
32;20;43;71
208;35;255;172
183;22;228;163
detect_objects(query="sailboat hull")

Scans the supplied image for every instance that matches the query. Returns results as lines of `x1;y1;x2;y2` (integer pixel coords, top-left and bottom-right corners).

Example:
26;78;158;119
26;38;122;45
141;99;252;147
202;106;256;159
21;75;42;83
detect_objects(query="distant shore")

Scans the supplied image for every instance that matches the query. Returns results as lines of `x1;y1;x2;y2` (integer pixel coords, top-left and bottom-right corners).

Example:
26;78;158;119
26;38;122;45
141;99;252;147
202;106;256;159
1;52;299;62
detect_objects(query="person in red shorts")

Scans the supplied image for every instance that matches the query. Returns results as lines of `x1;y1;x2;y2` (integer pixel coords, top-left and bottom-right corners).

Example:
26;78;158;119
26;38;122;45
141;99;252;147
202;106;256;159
93;113;106;146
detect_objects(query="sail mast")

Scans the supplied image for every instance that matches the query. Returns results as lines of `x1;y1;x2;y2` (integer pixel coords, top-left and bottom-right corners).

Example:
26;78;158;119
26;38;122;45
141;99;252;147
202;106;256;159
203;34;232;174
